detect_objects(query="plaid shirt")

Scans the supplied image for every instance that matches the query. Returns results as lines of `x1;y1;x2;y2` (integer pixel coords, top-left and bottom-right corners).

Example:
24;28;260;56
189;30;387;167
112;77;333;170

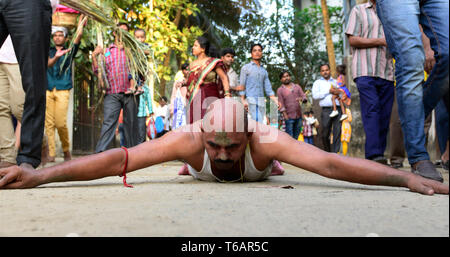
94;44;130;94
302;119;313;137
345;2;394;81
277;83;307;119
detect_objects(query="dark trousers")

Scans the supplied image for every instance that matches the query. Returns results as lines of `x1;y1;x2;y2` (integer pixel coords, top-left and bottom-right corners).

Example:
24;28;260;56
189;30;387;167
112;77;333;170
95;93;139;153
389;93;405;165
356;76;394;160
0;0;52;167
137;116;147;144
321;107;342;153
304;136;314;145
285;118;302;140
435;99;449;154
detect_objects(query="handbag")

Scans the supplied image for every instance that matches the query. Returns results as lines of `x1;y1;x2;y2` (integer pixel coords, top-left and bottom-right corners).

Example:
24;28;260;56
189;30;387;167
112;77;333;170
312;119;319;136
146;116;157;139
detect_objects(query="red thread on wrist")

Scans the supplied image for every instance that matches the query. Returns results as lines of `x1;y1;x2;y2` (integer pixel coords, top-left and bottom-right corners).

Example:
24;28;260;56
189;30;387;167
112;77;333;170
120;147;133;188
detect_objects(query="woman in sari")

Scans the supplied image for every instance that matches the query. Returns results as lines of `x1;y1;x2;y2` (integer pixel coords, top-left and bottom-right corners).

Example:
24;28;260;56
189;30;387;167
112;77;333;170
178;37;231;175
185;36;231;124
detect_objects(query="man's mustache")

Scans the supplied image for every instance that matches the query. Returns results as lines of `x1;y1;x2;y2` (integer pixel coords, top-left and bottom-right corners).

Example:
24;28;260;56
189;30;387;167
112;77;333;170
214;159;234;165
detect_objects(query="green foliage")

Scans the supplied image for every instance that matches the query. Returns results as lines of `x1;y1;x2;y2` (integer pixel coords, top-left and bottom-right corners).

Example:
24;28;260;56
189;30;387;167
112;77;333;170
219;1;344;95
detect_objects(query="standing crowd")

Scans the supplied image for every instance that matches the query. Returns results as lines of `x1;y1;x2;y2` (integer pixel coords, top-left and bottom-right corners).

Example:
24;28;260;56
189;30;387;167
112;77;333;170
0;0;448;186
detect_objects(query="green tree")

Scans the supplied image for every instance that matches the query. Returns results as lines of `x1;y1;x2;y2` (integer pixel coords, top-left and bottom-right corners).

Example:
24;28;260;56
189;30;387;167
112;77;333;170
219;1;343;94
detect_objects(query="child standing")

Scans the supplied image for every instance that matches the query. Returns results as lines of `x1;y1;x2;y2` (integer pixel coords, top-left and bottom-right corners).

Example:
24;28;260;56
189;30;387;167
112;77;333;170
330;64;351;121
126;28;149;95
302;112;314;145
341;108;352;156
133;28;153;143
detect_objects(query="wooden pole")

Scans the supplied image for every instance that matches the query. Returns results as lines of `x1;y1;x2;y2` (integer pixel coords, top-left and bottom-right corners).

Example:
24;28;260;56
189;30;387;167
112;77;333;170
320;0;336;78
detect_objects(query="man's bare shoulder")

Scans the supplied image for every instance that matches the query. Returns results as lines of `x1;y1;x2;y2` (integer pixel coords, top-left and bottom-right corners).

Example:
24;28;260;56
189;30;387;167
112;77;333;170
248;120;284;157
169;122;205;156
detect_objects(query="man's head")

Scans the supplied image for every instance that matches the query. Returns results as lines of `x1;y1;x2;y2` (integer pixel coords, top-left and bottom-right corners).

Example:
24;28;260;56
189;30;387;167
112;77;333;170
201;98;251;170
118;22;129;32
113;22;129;41
181;62;190;77
52;26;68;47
134;28;146;43
279;70;291;85
220;48;236;68
159;96;167;106
250;43;263;61
319;63;331;80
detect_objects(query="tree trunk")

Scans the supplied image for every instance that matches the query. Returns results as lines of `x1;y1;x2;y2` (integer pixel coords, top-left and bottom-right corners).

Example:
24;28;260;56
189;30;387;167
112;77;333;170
159;8;182;97
320;0;336;78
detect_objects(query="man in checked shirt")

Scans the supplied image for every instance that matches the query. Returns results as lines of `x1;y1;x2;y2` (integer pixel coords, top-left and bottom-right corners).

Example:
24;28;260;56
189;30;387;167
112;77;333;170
92;23;139;153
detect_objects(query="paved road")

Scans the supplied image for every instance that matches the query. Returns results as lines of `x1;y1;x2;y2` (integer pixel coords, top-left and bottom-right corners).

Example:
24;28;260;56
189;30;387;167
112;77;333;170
1;159;448;237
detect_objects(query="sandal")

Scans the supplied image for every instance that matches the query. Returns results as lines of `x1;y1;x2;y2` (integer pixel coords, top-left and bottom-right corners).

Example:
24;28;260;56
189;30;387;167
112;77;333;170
442;160;449;171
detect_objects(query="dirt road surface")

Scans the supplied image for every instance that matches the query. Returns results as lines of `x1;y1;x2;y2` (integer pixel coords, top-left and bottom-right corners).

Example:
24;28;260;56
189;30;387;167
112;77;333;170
1;159;448;237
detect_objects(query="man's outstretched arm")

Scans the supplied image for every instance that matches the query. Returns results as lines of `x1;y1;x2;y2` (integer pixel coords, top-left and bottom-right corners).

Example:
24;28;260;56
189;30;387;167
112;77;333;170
0;129;193;189
269;130;449;195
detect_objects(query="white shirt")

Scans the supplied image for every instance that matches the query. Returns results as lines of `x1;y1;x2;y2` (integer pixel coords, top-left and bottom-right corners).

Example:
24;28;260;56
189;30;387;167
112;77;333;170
312;77;340;107
0;36;18;64
155;104;168;118
50;0;59;13
227;67;239;88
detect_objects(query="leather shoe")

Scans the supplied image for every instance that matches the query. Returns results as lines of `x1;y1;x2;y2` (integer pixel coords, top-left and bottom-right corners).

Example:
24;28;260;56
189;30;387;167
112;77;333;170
411;160;443;182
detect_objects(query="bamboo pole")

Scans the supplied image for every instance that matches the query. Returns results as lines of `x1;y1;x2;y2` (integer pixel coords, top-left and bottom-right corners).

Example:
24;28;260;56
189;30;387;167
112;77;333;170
320;0;336;78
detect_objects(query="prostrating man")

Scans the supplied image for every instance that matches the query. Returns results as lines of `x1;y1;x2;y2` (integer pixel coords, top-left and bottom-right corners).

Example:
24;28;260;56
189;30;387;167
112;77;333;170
312;64;342;153
92;22;139;153
277;70;307;140
376;0;449;182
0;99;448;197
46;15;86;162
345;0;394;164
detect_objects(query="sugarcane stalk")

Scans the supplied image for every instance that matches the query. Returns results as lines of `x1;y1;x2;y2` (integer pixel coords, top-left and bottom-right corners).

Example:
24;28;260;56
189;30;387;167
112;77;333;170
59;0;158;85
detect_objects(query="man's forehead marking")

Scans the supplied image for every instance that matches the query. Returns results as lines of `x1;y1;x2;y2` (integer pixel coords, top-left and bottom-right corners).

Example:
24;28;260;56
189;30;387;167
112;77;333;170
214;132;232;145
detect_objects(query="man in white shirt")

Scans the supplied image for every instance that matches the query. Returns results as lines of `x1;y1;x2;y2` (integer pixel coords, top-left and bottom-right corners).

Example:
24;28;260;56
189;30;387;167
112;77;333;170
312;64;342;153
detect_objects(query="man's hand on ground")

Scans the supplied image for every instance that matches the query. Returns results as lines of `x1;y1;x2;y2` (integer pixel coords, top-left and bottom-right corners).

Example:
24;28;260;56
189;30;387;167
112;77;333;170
0;164;40;189
407;174;449;195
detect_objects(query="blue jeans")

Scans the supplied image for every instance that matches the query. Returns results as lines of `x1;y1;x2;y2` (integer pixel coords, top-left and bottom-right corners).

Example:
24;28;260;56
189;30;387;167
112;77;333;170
376;0;449;164
248;103;265;123
304;136;314;145
285;118;302;140
355;76;394;160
